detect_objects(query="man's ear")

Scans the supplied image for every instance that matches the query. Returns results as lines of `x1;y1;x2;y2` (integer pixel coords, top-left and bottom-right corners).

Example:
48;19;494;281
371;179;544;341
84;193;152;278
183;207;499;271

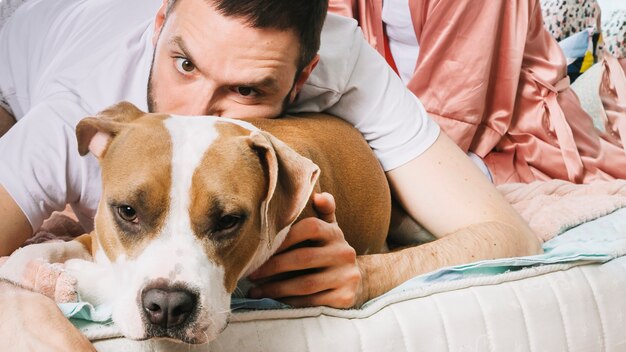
152;0;168;46
289;54;320;103
247;130;320;241
75;101;145;158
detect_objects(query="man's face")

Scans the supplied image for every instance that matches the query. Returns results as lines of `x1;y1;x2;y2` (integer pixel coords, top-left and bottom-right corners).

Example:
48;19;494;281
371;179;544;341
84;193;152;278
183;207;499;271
148;0;311;118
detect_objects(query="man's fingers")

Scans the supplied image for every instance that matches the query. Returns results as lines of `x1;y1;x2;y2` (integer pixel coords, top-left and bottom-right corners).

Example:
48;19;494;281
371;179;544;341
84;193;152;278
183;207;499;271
250;241;355;281
249;265;359;304
274;217;338;254
313;192;336;223
279;288;358;309
249;272;333;299
271;192;338;254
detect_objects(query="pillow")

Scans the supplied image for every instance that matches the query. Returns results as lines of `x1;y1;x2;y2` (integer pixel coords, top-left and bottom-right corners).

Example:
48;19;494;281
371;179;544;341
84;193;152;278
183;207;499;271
558;28;600;83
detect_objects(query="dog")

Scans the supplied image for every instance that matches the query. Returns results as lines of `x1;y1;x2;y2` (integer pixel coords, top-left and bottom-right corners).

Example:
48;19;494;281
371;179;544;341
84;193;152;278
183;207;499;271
0;101;425;344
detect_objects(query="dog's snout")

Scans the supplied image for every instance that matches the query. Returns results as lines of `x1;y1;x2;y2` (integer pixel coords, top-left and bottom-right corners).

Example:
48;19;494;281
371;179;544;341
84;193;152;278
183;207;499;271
142;288;197;328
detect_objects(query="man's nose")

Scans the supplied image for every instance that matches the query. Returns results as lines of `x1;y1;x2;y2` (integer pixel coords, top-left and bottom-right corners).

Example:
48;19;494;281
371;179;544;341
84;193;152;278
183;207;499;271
187;89;223;116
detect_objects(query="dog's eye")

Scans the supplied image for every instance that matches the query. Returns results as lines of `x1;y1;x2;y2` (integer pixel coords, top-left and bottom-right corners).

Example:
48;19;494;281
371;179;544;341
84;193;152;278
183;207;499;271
117;205;138;223
216;215;241;231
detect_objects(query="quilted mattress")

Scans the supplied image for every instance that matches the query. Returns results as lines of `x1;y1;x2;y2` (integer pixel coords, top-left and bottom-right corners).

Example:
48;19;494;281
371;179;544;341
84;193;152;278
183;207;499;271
89;208;626;352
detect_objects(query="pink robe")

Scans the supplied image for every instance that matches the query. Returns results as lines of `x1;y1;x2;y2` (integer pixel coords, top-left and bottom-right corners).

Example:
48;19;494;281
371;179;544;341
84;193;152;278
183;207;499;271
329;0;626;184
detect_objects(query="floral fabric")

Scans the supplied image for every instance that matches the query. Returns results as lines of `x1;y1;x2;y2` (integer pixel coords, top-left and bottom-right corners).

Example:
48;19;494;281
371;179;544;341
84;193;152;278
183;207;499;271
541;0;601;41
604;9;626;58
541;0;626;59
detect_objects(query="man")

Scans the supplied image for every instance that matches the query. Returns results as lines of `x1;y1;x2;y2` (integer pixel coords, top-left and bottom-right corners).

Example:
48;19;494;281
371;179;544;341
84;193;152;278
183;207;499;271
0;0;541;349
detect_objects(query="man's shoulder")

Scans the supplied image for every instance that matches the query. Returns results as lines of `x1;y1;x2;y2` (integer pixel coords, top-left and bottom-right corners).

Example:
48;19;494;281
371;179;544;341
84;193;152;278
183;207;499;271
303;14;362;92
321;12;360;37
291;14;369;112
318;13;362;65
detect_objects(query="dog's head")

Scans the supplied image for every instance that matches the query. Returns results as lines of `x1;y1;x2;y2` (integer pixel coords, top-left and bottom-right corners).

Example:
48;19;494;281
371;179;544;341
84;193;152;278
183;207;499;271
76;101;319;343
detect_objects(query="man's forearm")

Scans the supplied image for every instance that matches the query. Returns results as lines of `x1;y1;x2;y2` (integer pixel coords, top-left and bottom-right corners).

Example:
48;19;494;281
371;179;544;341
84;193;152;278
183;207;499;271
358;221;543;301
0;279;96;351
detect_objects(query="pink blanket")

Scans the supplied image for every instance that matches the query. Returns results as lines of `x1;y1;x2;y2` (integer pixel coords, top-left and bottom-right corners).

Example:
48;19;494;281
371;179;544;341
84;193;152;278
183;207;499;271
499;179;626;242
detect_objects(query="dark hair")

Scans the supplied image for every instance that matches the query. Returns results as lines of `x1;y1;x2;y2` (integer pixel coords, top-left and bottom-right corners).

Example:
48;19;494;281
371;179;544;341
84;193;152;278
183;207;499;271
167;0;328;71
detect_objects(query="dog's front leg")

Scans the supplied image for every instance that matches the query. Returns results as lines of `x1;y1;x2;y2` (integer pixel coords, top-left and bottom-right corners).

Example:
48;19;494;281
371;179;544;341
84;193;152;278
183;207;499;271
0;240;91;283
63;258;116;306
0;240;93;301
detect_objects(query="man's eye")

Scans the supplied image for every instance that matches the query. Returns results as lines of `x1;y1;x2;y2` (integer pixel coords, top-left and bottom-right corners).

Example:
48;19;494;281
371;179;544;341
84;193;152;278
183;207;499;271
175;57;196;74
236;87;258;97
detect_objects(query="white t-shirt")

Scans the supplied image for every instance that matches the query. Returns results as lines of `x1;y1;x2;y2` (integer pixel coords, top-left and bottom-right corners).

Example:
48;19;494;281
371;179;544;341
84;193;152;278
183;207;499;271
0;0;439;231
381;0;420;84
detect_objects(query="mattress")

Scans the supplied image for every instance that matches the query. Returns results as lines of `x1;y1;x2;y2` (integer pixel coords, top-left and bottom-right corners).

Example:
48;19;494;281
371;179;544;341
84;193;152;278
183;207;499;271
86;207;626;352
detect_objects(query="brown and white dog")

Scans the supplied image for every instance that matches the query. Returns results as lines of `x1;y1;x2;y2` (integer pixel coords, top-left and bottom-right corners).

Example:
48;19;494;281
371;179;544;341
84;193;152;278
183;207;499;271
0;102;423;344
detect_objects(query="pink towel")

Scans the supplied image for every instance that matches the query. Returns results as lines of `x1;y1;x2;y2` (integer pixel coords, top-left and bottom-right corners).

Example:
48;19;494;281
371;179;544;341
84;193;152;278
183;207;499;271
0;259;78;303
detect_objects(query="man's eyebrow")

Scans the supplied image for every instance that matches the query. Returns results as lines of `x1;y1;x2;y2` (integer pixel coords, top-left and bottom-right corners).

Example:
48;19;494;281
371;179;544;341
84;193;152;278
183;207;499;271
241;76;280;91
170;36;197;65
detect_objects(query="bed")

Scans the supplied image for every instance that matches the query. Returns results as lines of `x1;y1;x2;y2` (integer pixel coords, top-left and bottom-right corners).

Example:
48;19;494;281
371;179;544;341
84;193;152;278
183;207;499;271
65;181;626;351
91;257;626;351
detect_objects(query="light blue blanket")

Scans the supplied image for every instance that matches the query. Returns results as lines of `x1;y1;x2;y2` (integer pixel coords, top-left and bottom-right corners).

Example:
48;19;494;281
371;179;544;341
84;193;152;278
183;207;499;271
62;207;626;325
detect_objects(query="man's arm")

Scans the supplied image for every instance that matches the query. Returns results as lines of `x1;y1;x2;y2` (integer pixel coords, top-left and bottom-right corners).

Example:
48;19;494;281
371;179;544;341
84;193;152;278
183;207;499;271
249;132;542;307
386;131;538;253
0;185;32;256
0;280;96;352
359;131;542;300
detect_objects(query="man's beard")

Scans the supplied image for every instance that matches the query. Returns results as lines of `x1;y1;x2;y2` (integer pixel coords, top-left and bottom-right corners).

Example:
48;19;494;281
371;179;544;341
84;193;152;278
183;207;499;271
146;54;158;113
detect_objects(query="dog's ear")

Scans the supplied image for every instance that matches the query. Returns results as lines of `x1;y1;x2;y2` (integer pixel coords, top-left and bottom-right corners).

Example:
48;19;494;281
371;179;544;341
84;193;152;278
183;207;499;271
76;101;145;158
247;130;320;241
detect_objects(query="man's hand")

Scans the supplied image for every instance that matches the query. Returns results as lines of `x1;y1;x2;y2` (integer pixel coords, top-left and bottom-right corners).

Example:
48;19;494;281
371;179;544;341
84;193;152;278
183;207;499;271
0;280;96;352
248;193;368;308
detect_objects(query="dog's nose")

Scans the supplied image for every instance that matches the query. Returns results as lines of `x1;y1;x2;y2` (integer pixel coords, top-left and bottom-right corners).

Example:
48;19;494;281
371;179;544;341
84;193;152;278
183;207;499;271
141;288;197;328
